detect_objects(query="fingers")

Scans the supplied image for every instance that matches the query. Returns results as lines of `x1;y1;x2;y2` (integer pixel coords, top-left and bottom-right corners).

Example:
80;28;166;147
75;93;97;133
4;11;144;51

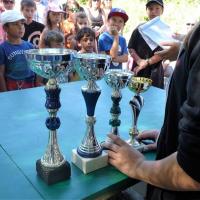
107;133;127;146
143;143;157;152
102;142;119;153
137;130;159;140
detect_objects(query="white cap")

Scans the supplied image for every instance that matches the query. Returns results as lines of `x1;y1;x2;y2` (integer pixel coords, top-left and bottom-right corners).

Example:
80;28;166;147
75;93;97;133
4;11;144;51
0;10;25;26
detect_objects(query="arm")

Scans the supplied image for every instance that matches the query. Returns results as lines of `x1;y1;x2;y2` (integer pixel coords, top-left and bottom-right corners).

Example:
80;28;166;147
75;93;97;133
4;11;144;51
104;134;200;191
154;41;181;61
112;54;128;63
0;64;7;92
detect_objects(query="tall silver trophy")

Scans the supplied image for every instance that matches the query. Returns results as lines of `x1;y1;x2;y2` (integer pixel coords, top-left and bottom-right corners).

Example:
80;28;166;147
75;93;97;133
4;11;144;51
128;77;152;151
104;69;133;144
72;53;111;174
25;48;76;184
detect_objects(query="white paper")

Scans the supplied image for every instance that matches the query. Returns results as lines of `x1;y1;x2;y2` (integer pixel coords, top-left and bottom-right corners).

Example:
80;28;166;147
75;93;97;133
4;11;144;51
138;17;176;50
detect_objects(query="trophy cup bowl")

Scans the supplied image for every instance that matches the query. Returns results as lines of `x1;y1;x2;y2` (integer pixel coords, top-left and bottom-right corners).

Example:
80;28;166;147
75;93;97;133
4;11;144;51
103;69;133;144
127;77;152;151
25;48;76;184
72;53;111;174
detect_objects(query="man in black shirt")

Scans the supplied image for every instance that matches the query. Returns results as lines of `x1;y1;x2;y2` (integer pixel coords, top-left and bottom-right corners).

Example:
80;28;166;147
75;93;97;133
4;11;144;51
103;22;200;199
21;0;44;48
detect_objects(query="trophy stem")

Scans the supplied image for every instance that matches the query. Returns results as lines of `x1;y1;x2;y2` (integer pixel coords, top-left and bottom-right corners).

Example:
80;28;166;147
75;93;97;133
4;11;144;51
77;115;102;158
36;78;71;185
128;94;144;148
77;86;102;158
109;90;122;136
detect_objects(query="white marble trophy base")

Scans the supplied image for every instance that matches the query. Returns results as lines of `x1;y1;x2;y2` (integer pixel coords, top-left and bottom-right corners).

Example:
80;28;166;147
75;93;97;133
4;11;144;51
71;149;108;174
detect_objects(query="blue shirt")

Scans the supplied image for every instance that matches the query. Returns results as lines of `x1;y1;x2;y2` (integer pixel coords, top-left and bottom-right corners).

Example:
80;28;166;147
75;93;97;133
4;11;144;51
98;31;128;69
0;40;34;80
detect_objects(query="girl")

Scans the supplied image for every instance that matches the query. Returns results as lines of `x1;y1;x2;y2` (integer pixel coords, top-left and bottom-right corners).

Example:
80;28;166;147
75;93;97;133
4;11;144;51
85;0;106;38
98;8;128;69
39;3;65;48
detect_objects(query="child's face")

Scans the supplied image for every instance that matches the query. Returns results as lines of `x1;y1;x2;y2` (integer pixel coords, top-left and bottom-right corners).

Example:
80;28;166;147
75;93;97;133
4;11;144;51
49;11;63;24
92;0;101;9
21;6;36;23
49;41;64;48
108;16;124;32
77;18;89;30
3;0;15;10
79;34;95;53
146;3;163;20
4;20;25;39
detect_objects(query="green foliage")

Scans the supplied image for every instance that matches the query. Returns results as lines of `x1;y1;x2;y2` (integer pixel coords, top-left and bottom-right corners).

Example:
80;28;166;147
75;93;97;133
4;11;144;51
77;0;87;5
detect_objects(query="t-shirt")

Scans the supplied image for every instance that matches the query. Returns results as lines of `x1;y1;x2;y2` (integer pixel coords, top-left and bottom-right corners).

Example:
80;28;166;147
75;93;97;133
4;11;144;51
22;21;44;48
98;31;128;69
0;40;34;80
147;24;200;200
128;26;164;89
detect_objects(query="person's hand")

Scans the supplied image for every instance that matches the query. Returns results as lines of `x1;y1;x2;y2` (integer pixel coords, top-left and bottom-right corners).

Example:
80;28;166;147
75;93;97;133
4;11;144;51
102;134;145;178
154;41;181;61
136;130;160;151
133;59;148;75
108;26;119;36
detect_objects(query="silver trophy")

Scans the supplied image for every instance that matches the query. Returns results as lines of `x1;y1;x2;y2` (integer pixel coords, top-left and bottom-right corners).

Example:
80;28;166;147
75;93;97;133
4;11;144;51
127;77;152;151
104;69;133;144
72;53;111;174
25;48;76;184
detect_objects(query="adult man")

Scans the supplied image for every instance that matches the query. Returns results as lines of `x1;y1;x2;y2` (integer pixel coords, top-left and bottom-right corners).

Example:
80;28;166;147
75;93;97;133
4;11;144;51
104;22;200;199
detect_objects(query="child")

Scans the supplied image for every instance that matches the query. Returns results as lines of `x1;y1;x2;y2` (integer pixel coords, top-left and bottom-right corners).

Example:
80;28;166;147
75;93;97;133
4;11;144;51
21;0;45;48
128;0;164;88
98;8;128;69
76;27;96;53
42;29;68;83
43;29;65;48
0;10;36;91
65;12;90;50
39;3;65;48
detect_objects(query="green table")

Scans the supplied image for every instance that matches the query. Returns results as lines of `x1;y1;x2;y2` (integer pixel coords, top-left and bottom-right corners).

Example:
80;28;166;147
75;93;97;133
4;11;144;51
0;80;165;199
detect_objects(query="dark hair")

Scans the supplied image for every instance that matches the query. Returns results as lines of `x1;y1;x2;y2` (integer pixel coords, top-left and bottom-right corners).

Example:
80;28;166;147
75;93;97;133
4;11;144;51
76;27;95;42
20;0;36;10
43;30;64;47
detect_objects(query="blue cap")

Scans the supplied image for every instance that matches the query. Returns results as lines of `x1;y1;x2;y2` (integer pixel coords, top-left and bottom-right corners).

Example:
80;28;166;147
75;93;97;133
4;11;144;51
108;8;129;23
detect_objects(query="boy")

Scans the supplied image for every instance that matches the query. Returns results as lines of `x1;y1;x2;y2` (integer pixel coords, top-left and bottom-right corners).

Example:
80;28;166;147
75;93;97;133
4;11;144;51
128;0;165;88
21;0;44;48
0;10;36;92
76;27;96;53
98;8;129;69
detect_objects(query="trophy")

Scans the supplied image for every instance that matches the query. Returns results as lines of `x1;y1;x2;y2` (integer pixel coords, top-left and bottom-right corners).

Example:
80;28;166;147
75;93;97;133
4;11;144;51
72;53;111;174
127;77;152;151
25;48;76;185
104;69;133;144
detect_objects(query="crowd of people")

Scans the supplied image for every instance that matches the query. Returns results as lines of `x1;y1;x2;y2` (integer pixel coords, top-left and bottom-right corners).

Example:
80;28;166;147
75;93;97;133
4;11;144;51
0;0;185;92
1;0;200;199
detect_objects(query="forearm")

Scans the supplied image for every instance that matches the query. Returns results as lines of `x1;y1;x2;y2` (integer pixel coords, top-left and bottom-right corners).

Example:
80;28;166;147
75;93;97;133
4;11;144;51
112;54;128;63
147;55;162;66
135;152;200;191
110;36;119;59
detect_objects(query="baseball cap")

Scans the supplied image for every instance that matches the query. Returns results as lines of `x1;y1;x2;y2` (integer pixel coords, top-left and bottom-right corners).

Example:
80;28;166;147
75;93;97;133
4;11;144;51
108;8;129;23
146;0;164;7
0;10;25;26
47;3;65;13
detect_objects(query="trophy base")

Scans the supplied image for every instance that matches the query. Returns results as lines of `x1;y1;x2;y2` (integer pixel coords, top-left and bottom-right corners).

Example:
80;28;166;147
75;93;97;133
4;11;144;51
71;149;108;174
36;159;71;185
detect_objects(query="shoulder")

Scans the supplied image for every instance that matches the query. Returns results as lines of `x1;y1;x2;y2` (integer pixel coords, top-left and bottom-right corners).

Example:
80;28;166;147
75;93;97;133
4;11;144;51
21;40;34;49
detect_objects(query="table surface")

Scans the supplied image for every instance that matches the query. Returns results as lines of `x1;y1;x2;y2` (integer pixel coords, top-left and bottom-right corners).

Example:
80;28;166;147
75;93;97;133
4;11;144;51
0;80;165;200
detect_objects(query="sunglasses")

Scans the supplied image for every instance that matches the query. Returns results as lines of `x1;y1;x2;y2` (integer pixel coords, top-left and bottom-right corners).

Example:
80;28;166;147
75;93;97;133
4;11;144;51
3;0;14;4
69;8;80;13
92;0;100;2
186;23;195;26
